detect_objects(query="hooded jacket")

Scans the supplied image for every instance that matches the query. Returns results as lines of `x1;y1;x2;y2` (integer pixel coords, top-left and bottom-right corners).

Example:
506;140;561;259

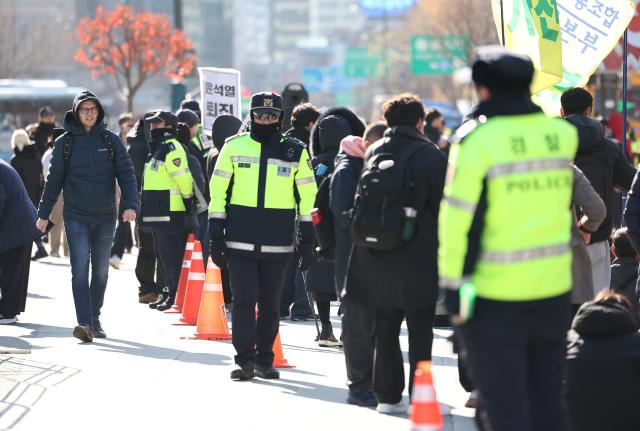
309;107;365;159
127;117;150;191
568;115;635;244
610;257;640;319
566;300;640;431
37;91;138;224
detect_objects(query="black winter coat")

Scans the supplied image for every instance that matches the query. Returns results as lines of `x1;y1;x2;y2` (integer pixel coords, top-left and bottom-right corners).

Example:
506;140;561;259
568;115;635;244
610;257;640;320
566;300;640;431
10;145;42;207
345;126;447;309
37;91;138;224
330;150;363;297
309;107;365;158
127;118;149;191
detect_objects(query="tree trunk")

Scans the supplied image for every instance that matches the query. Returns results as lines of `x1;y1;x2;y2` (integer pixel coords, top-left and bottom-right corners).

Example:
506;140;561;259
126;91;134;113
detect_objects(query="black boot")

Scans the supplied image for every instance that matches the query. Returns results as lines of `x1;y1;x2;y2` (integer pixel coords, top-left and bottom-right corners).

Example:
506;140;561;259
230;362;255;381
255;363;280;379
156;295;175;312
149;288;168;309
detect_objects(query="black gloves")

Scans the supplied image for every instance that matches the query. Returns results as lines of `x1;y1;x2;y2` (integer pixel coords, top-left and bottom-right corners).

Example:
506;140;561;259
183;197;198;234
444;288;460;317
296;222;315;270
209;219;228;268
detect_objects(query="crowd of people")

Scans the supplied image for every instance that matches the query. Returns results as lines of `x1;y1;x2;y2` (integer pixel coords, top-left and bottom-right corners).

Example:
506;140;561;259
3;50;640;429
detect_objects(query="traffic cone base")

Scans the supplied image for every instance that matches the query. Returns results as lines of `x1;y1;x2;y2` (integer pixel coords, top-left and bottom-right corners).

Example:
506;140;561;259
410;361;443;431
187;259;232;340
273;332;294;369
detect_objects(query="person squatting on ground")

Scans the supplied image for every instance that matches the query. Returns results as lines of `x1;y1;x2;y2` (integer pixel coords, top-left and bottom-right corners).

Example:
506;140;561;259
208;92;317;381
140;111;194;312
440;52;578;431
36;90;138;342
345;94;447;414
329;122;386;407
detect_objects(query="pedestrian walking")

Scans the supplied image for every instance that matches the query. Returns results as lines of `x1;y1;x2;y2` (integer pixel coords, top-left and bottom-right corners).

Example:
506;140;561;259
33;105;56;157
128;113;165;304
10;129;47;260
206;114;242;310
566;290;640;431
140;111;194;312
0;160;42;324
439;52;578;431
330;122;386;407
36;90;138;342
208;92;317;380
561;87;635;293
346;94;447;414
42;129;69;258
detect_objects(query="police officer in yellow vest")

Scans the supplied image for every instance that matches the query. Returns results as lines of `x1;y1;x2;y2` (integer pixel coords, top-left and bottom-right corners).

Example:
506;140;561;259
209;92;317;380
141;111;194;312
439;52;578;431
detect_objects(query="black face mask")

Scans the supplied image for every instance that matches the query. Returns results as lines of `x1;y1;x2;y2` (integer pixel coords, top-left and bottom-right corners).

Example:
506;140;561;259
251;122;280;143
150;127;174;142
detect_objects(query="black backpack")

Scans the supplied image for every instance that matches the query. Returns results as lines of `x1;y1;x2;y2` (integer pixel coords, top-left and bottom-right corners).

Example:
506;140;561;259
350;140;423;251
62;130;116;177
311;172;335;261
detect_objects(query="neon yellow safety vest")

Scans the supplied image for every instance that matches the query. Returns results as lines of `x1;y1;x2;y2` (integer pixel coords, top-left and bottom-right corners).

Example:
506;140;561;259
141;138;193;225
208;132;317;258
438;112;578;301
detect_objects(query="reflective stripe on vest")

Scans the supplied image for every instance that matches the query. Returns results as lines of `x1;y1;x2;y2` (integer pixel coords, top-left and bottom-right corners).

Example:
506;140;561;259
444;196;476;213
480;243;570;264
487;158;571;179
142;216;170;222
213;169;232;179
209;212;227;219
225;241;294;253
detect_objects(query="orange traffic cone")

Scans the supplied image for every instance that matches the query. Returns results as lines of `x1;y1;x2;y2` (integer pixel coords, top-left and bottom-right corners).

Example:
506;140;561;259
174;240;205;326
188;259;231;340
410;361;443;431
272;331;294;368
166;233;195;314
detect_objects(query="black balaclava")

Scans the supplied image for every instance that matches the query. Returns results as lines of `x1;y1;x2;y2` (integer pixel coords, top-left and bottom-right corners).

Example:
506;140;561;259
249;92;284;144
251;120;281;143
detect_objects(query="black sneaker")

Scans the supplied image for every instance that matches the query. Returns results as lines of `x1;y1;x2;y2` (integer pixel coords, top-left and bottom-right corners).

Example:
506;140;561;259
92;319;107;338
347;387;378;407
290;314;316;322
149;288;168;309
230;362;255;381
156;295;175;312
31;249;48;261
73;325;94;342
318;323;342;347
0;314;17;325
255;364;280;379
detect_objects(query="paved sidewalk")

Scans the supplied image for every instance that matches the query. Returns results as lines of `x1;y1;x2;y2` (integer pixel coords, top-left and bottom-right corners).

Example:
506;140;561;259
1;251;476;431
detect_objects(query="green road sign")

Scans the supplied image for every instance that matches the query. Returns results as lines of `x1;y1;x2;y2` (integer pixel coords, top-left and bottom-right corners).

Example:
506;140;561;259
411;35;468;76
344;48;386;78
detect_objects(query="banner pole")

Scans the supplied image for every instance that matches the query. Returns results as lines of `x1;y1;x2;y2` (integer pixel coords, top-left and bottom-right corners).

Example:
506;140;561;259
500;0;506;46
623;28;629;160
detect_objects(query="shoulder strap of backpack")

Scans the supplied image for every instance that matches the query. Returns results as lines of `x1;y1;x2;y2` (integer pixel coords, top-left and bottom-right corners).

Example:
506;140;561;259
63;133;72;179
101;130;116;164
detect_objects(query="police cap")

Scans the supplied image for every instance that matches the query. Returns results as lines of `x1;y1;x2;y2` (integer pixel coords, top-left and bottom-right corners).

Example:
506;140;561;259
472;51;534;93
148;111;178;130
250;92;283;112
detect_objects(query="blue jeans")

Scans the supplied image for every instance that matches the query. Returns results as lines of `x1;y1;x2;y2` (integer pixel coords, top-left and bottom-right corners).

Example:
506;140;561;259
64;220;116;327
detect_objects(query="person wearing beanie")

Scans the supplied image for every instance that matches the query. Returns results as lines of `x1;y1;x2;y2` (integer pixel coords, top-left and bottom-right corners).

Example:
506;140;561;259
10;129;47;261
36;90;138;342
179;99;210;159
439;51;579;430
139;111;195;312
208;91;317;381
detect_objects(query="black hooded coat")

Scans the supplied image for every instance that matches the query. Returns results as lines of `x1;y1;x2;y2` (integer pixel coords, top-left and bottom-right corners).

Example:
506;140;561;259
206;115;242;182
37;91;138;224
566;300;640;431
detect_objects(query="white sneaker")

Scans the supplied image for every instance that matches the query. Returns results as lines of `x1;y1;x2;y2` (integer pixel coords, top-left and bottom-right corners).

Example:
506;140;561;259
0;315;18;324
376;401;407;415
109;255;121;269
50;250;60;258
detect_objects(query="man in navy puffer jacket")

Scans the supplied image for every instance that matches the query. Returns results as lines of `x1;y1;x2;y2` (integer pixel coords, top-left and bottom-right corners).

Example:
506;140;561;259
37;90;137;342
